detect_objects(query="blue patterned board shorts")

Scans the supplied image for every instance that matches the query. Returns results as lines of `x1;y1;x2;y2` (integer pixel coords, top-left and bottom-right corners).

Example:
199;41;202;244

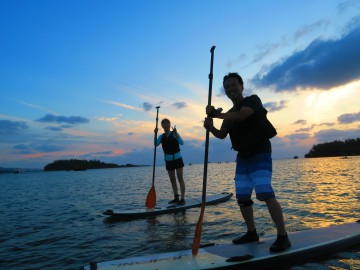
235;152;275;201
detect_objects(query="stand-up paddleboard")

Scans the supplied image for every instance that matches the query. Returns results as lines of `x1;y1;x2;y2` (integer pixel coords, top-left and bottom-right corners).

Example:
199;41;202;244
80;221;360;270
103;192;233;220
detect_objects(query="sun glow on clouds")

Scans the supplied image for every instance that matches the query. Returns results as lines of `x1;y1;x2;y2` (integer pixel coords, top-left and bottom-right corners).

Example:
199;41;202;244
19;152;47;159
65;129;99;137
110;149;127;156
62;147;128;159
304;80;360;123
305;82;358;110
80;149;129;158
265;80;360;139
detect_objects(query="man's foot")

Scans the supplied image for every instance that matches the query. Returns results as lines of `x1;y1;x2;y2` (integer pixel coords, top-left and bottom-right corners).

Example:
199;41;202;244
232;230;259;244
269;234;291;252
168;195;179;204
177;199;185;205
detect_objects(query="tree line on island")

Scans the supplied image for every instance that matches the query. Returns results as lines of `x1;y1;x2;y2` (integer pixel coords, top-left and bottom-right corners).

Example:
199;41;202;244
44;159;146;171
42;138;359;171
305;138;360;158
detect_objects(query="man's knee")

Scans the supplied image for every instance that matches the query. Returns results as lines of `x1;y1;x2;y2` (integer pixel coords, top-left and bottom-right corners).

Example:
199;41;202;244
237;199;254;207
256;191;275;202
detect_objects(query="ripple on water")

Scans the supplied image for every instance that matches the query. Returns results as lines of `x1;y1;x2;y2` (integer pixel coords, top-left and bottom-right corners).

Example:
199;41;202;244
0;158;359;270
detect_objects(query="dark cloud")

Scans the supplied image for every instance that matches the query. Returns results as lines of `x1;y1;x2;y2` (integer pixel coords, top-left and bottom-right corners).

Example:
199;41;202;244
172;102;187;109
252;20;329;65
251;25;360;91
60;124;73;128
338;111;360;124
285;133;310;141
142;102;153;111
13;144;37;155
314;128;360;142
45;124;74;131
295;127;312;133
295;122;334;132
228;20;329;69
45;126;63;131
318;122;335;127
128;132;135;136
263;100;287;112
13;143;65;154
36;114;89;124
0;120;28;133
293;119;307;125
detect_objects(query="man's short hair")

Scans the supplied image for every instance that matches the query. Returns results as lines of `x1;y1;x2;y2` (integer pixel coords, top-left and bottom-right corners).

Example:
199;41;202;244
223;72;243;87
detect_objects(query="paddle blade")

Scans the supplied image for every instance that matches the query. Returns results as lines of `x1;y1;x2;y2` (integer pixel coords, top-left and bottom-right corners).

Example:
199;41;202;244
192;203;205;255
145;185;156;208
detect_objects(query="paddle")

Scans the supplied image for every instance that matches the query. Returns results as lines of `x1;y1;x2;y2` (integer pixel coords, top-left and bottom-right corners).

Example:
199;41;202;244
145;106;160;208
192;45;215;255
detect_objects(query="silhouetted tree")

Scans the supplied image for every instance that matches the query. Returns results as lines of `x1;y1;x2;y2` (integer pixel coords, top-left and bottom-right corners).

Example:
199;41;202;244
305;138;360;158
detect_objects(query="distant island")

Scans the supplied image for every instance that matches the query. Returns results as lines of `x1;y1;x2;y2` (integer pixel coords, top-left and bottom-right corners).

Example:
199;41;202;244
44;159;148;171
305;138;360;158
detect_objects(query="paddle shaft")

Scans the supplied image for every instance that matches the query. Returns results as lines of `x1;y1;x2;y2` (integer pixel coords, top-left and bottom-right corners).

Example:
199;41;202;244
202;47;215;202
152;106;160;185
145;106;160;208
192;45;215;255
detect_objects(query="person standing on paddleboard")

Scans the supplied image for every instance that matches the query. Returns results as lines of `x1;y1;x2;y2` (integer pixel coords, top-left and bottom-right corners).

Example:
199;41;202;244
155;118;186;205
203;72;291;252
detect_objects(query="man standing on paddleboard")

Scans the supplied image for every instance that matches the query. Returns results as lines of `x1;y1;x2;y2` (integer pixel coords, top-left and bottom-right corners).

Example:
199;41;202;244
203;72;291;252
155;118;186;205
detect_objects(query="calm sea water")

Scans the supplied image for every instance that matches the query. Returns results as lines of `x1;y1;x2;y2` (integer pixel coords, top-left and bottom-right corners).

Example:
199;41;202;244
1;157;359;270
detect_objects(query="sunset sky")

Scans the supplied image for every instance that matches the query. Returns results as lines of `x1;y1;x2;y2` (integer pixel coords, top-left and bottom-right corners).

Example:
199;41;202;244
1;0;360;169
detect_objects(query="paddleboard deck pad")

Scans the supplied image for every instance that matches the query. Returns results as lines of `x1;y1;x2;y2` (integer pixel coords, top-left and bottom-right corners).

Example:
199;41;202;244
103;192;233;219
80;221;360;270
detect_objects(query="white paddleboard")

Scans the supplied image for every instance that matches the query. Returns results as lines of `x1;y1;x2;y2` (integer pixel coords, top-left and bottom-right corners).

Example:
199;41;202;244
80;221;360;270
103;192;233;220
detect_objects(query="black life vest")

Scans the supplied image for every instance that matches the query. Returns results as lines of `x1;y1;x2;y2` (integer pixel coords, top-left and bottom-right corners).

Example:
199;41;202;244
161;132;180;154
228;107;277;154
